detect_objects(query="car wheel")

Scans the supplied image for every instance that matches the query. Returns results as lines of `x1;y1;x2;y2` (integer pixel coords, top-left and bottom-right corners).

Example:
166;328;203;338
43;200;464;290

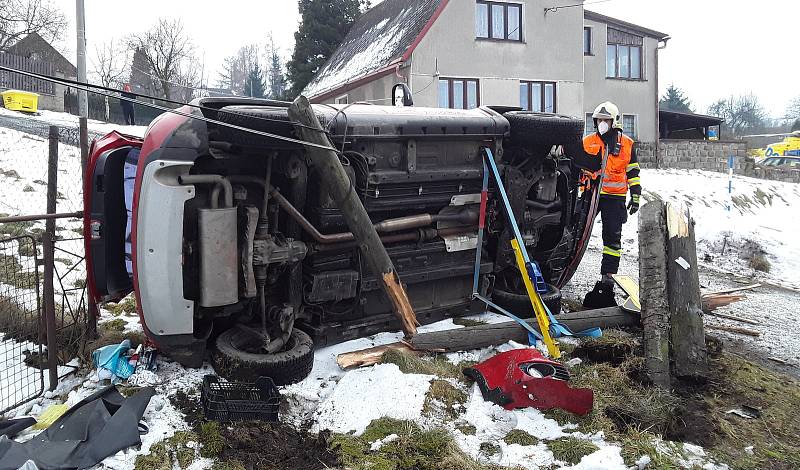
212;326;314;386
491;283;562;318
503;111;585;158
214;105;294;147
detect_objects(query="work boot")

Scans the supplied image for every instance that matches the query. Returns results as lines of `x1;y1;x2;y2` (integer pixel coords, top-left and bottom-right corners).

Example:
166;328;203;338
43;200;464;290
583;276;617;309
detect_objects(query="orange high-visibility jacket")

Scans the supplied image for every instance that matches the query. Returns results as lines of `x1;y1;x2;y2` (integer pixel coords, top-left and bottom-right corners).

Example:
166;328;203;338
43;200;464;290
582;132;640;197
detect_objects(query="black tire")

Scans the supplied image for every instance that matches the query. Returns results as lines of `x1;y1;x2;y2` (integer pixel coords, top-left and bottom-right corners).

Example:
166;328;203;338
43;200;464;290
212;327;314;386
491;283;562;318
503;111;585;158
215;105;294;147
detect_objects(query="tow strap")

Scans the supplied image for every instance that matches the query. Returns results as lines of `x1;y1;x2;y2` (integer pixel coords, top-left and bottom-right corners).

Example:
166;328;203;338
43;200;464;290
471;148;601;358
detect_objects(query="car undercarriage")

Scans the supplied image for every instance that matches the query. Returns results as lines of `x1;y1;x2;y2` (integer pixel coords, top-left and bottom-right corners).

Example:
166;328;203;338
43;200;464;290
86;98;593;384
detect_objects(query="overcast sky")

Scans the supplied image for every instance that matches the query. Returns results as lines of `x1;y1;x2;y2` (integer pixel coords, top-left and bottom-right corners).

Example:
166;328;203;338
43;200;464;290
62;0;798;117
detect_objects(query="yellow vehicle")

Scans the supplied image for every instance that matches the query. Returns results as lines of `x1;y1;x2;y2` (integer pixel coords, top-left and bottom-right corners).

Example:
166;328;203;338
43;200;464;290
764;131;800;158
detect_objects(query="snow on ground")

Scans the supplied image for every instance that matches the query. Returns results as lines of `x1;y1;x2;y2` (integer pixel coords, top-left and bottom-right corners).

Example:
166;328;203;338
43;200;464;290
0;107;147;138
562;168;800;368
0;118;786;469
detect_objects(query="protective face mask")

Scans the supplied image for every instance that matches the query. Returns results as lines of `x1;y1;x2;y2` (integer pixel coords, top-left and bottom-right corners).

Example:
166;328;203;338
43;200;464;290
598;121;610;135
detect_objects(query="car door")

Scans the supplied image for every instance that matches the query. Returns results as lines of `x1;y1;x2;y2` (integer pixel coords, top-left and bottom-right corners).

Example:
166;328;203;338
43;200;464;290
84;131;143;302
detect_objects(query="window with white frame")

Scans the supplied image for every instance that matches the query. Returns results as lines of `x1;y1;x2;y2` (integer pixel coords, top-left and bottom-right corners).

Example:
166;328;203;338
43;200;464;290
519;81;555;113
439;78;480;109
335;95;349;105
606;28;643;79
476;1;522;41
623;114;637;139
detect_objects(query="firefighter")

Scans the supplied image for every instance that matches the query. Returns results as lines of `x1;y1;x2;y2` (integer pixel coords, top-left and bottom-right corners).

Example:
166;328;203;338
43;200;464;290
582;101;640;308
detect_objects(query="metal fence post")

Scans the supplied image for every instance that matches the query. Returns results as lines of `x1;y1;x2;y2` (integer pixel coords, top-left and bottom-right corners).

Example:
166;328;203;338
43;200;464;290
44;126;59;390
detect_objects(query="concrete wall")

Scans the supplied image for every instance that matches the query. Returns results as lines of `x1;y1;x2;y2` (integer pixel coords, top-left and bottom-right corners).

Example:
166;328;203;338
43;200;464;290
639;139;800;184
583;18;659;143
409;0;585;117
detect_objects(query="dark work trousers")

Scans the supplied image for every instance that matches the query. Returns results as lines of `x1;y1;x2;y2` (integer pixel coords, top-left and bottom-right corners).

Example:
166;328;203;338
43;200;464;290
121;103;135;125
597;196;627;275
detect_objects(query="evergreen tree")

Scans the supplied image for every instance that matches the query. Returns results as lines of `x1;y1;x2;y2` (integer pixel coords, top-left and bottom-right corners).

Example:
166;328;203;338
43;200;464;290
286;0;368;98
243;62;266;98
659;84;693;113
266;36;287;100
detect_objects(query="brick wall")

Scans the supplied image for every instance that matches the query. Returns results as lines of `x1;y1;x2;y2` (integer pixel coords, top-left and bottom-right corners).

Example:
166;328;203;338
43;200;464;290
635;139;800;184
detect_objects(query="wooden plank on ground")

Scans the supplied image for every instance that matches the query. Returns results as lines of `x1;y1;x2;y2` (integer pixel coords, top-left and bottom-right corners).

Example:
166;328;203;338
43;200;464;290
701;284;761;297
336;342;418;370
407;307;638;353
706;325;760;337
705;311;760;326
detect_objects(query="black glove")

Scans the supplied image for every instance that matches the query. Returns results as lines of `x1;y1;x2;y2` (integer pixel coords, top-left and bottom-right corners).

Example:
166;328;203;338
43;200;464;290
627;194;640;215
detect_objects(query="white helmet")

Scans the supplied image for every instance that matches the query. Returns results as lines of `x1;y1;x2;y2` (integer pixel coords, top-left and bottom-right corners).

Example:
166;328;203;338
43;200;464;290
592;101;622;130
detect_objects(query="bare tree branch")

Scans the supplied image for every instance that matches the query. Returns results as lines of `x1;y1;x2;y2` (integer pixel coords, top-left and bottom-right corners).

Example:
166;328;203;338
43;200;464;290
90;39;128;88
0;0;67;52
127;18;194;100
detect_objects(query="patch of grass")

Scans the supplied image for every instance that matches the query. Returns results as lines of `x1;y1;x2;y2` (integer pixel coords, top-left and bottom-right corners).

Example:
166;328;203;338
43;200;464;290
548;436;599;465
70;227;83;235
0;253;39;289
455;422;476;436
0;220;36;237
211;462;246;470
22;184;34;192
620;428;681;469
705;355;800;469
452;317;488;327
17;238;39;257
731;194;754;212
105;295;137;316
33;179;46;186
198;421;225;458
330;418;497;470
381;348;463;380
1;169;20;179
753;188;773;206
54;257;73;266
503;429;539;446
423;379;468;420
72;278;87;289
479;441;501;457
748;253;771;272
134;431;198;470
103;318;126;332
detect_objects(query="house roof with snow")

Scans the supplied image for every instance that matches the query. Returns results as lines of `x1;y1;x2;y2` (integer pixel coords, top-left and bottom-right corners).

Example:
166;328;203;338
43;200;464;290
302;0;446;101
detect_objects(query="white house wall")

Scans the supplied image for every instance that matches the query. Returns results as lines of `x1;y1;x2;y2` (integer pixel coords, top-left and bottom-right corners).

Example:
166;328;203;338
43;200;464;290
410;0;584;117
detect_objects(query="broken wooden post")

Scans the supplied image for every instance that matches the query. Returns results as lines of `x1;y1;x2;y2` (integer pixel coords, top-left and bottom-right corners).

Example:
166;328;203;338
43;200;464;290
665;202;707;379
288;96;419;337
638;199;671;389
639;199;708;388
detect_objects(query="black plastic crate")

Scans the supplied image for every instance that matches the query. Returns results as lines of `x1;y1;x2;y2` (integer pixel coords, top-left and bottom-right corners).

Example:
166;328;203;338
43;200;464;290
201;374;280;422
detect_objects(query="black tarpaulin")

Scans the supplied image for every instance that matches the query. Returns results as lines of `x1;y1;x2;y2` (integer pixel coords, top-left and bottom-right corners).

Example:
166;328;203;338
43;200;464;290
0;385;154;470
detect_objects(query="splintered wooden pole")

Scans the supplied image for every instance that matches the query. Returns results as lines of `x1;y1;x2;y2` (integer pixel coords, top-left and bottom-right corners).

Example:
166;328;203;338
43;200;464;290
665;202;708;379
288;96;418;336
638;199;671;389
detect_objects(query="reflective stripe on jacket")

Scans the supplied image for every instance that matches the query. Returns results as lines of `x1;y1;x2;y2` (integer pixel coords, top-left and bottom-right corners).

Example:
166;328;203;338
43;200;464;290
582;132;636;196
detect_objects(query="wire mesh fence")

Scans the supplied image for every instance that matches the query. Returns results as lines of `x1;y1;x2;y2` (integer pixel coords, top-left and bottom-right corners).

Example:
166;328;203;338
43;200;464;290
0;116;90;408
0;235;44;413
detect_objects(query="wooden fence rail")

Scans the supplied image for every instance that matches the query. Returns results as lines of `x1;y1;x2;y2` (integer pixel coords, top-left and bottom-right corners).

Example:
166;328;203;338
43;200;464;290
0;52;55;95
